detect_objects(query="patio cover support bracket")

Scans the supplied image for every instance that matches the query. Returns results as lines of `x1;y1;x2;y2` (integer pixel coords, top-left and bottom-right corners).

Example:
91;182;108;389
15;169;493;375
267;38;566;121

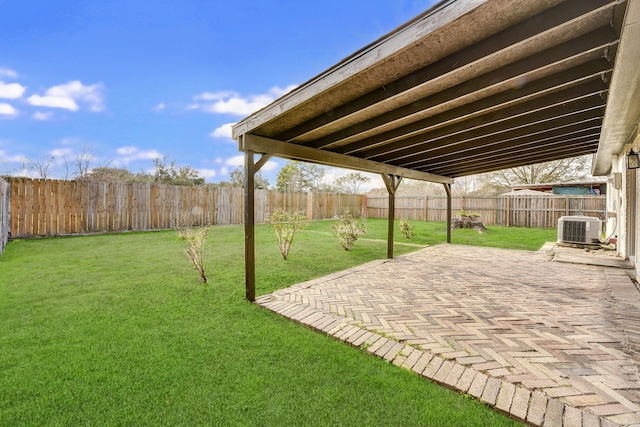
382;174;403;259
443;183;452;244
243;145;272;302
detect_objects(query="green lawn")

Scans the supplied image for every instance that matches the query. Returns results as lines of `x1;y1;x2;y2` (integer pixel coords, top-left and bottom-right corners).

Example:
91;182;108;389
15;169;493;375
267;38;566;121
0;220;552;426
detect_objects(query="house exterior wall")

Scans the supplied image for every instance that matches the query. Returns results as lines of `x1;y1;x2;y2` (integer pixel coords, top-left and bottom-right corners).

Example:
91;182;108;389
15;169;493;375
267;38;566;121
605;152;640;277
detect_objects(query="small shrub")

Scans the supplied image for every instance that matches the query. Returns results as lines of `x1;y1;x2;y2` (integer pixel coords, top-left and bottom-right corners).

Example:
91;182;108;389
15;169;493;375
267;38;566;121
183;226;210;283
333;211;367;251
172;212;196;240
458;210;480;219
399;220;414;239
267;209;307;260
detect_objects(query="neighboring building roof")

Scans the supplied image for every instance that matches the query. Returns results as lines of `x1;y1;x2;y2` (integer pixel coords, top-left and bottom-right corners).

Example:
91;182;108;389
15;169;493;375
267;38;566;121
500;189;552;196
511;181;607;192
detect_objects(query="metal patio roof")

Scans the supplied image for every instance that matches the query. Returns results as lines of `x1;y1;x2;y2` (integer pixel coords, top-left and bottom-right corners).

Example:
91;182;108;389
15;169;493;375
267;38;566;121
233;0;639;182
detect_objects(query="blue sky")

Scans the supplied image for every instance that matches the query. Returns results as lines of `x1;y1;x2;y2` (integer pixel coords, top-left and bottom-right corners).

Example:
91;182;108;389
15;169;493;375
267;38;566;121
0;0;437;186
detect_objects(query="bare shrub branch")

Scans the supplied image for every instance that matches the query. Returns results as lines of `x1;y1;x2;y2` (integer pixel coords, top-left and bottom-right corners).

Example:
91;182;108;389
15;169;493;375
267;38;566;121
182;226;210;283
171;211;196;240
399;220;414;239
266;209;307;260
333;211;367;251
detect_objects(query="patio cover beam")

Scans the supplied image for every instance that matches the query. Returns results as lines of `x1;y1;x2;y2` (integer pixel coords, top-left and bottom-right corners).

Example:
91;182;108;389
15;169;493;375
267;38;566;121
240;134;453;185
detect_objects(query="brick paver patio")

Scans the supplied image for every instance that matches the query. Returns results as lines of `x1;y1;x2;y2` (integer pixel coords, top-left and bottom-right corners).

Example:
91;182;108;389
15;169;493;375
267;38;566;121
256;244;640;426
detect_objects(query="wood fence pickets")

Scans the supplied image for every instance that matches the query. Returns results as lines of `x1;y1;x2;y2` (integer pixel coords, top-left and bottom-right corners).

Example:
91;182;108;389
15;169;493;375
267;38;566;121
31;179;38;234
0;178;9;254
9;179;17;238
20;178;26;236
26;179;33;237
3;178;607;239
365;194;605;228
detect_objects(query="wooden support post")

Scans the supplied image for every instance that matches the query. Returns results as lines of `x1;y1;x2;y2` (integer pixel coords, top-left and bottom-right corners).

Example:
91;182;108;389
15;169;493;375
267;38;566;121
382;174;403;259
388;183;395;259
444;183;452;243
244;150;256;302
243;149;272;302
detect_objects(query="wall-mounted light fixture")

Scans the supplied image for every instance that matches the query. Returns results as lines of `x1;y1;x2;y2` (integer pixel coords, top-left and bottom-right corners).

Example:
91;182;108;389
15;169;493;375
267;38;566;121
628;148;640;169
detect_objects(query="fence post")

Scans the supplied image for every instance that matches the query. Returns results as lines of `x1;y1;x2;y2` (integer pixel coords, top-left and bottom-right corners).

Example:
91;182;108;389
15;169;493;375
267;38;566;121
424;195;428;221
306;192;313;220
361;194;367;218
0;178;8;254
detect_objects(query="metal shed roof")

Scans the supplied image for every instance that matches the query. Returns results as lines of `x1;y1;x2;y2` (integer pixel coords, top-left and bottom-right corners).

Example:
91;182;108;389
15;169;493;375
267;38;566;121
233;0;638;182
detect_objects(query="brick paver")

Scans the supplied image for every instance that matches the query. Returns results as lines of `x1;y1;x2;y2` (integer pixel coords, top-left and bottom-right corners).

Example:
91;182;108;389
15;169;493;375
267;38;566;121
256;244;640;426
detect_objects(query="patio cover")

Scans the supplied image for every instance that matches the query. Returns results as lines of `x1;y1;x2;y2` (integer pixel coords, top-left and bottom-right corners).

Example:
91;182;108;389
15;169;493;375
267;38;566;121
232;0;636;300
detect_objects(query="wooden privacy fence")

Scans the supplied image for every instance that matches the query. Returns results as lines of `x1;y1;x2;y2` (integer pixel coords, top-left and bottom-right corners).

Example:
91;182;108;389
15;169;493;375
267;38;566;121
7;178;363;239
4;178;607;240
365;194;606;228
0;178;9;254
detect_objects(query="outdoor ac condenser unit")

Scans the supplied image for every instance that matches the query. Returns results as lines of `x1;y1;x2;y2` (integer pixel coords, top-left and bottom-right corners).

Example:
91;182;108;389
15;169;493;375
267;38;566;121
557;216;602;244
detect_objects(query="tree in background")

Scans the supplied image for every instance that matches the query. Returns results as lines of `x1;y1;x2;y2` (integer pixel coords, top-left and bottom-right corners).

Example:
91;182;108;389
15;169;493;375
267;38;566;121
152;156;204;186
334;172;371;195
451;175;482;196
367;179;446;197
276;161;327;192
6;146;109;181
27;157;55;179
73;146;97;179
226;166;270;189
81;167;151;183
477;155;592;194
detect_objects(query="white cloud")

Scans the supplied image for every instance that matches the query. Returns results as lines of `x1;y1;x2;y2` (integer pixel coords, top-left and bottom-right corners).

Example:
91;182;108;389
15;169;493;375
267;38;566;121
261;160;278;172
33;111;54;121
197;168;217;179
210;122;236;139
0;103;17;117
116;146;138;156
225;155;245;167
28;94;77;110
59;137;80;146
0;67;17;79
115;146;162;165
0;149;28;163
27;80;106;112
191;85;297;116
153;102;165;111
0;81;26;99
49;148;73;157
